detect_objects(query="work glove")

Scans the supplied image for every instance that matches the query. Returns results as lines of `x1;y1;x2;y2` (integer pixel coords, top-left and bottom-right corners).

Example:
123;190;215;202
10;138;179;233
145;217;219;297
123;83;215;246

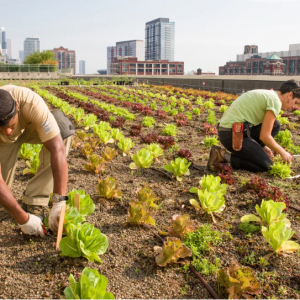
19;213;45;238
49;201;66;232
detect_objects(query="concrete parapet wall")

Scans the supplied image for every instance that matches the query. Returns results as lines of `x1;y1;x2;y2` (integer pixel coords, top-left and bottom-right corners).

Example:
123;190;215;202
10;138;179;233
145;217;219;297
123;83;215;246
0;72;61;79
72;75;300;94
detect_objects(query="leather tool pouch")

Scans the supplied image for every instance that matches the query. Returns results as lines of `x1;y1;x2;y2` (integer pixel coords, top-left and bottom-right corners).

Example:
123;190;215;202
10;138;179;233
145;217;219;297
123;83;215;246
232;122;244;151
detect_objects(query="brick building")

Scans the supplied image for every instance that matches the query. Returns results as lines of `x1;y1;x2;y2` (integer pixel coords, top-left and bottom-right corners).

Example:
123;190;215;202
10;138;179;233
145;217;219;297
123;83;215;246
52;46;76;74
110;57;184;75
219;44;300;76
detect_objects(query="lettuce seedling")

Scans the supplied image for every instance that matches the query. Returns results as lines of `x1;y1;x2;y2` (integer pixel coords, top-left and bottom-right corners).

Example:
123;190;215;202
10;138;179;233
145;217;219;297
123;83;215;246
262;221;300;253
80;143;93;158
142;116;155;127
80;114;97;130
19;143;40;160
146;143;164;160
128;201;156;226
163;157;191;181
101;147;118;162
137;186;158;209
206;110;217;125
168;214;195;240
72;108;85;123
219;105;228;112
203;136;219;147
275;129;293;148
190;189;225;223
23;153;40;175
203;101;215;109
96;176;122;200
97;130;114;145
129;148;154;169
64;267;115;299
218;261;261;299
190;174;227;195
276;116;289;125
269;161;293;178
117;137;135;156
84;154;106;174
241;200;290;227
60;223;109;263
67;188;95;217
154;237;192;267
93;121;111;134
192;108;201;115
177;149;193;161
111;128;124;141
64;207;84;234
162;124;177;136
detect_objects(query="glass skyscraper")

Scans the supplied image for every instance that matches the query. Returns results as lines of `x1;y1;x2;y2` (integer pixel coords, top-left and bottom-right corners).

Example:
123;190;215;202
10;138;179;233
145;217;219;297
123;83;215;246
145;18;175;61
24;37;40;59
79;60;86;75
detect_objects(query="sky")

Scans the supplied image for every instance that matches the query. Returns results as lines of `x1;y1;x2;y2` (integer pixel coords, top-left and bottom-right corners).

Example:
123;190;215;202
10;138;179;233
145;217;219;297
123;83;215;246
2;0;300;74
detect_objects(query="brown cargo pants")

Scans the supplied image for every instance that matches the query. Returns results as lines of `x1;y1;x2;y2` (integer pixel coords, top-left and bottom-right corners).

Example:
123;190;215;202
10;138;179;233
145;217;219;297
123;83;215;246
0;123;72;206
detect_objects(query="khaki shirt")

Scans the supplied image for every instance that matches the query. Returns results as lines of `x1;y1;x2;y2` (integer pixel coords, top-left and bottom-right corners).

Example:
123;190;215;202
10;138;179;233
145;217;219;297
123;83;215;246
0;85;60;145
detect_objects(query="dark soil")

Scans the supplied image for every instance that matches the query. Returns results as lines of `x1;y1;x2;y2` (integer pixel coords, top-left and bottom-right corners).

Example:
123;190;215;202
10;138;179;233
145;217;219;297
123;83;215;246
0;85;300;299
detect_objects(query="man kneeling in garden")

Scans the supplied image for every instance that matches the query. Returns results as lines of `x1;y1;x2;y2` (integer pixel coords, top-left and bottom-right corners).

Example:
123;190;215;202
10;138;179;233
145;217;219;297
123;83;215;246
0;85;74;237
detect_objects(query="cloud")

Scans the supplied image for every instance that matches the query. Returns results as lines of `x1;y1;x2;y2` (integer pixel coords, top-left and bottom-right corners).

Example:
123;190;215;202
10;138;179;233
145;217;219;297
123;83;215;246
240;0;298;2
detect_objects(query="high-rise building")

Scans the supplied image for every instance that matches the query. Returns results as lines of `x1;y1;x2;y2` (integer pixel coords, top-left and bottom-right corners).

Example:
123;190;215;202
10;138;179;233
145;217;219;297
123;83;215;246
79;60;86;75
116;40;145;61
107;40;145;75
52;46;76;74
145;18;175;61
19;50;24;63
24;37;40;59
1;27;7;55
6;39;12;59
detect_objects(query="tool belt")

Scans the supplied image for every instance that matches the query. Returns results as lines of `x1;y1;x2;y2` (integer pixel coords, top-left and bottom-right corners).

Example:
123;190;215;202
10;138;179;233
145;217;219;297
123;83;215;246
218;122;251;151
51;110;75;140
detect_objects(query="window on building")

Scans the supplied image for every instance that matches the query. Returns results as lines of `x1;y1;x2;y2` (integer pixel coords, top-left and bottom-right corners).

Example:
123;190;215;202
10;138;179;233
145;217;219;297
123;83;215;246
290;60;295;73
177;69;183;73
122;63;127;67
259;61;264;73
177;64;182;68
146;69;152;72
169;69;176;73
169;64;176;68
138;69;144;72
162;64;167;68
162;69;168;73
230;69;233;74
298;60;300;73
138;64;144;68
241;69;245;74
154;69;160;74
283;60;287;74
146;64;152;68
122;68;127;72
129;69;136;72
129;63;136;67
253;61;258;74
154;64;160;68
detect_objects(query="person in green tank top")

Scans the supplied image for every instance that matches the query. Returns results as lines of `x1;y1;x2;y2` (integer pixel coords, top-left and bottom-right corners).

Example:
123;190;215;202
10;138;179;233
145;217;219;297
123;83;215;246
207;80;300;172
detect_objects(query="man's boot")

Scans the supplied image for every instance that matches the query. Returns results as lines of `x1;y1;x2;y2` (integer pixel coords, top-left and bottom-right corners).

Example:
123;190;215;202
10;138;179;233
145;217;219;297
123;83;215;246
207;145;227;170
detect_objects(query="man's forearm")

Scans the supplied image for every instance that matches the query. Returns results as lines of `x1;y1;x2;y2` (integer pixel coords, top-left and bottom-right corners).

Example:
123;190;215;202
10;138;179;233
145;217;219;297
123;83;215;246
51;148;68;196
0;179;29;224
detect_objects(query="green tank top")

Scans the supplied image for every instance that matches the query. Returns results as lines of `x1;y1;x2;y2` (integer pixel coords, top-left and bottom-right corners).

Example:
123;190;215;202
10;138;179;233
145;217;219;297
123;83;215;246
219;90;282;128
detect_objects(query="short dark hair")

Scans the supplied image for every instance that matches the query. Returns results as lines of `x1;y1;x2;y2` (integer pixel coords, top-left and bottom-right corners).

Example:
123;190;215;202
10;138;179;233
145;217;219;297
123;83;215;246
278;79;300;99
0;90;17;126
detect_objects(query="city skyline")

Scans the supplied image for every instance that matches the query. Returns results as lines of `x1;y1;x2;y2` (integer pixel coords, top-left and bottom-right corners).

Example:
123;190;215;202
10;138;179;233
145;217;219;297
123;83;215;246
1;0;300;74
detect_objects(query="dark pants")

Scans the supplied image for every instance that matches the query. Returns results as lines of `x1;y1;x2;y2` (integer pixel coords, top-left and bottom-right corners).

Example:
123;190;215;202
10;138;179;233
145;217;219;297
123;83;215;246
218;120;281;172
